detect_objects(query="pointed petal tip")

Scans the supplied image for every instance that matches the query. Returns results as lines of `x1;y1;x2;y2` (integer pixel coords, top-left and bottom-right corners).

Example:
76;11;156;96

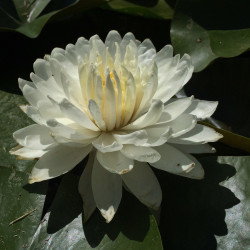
100;206;116;223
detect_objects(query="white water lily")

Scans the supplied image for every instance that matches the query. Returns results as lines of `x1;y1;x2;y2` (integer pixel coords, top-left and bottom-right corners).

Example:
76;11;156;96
10;31;222;223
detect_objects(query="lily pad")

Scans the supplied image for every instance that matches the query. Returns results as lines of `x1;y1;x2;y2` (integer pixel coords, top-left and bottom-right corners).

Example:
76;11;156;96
171;0;250;72
0;90;35;172
103;0;173;20
0;0;107;38
0;166;47;250
216;156;250;249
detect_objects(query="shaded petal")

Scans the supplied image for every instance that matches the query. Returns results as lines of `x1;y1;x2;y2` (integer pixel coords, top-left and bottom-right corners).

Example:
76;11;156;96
92;133;122;153
33;59;52;81
169;124;223;145
78;152;96;222
29;144;92;184
10;146;47;160
154;52;194;103
122;161;162;210
167;113;196;137
13;124;55;150
53;98;99;131
96;150;134;174
113;130;148;146
151;144;204;179
124;99;163;130
160;96;193;123
92;156;122;223
171;143;216;154
105;30;122;58
185;99;218;119
88;99;106;131
121;145;160;163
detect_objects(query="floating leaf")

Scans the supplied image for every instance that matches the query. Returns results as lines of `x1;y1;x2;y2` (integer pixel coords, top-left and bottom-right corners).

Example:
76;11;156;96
171;0;250;71
0;166;47;249
0;90;35;172
103;0;173;20
0;0;107;38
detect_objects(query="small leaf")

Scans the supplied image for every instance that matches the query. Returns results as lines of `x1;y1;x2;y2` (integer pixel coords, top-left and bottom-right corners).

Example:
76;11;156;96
0;0;107;38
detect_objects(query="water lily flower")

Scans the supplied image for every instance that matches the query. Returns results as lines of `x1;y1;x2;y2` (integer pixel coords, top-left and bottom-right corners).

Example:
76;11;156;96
10;31;222;223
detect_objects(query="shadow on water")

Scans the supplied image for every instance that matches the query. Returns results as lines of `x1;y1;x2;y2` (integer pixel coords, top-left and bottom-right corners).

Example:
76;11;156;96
157;156;240;250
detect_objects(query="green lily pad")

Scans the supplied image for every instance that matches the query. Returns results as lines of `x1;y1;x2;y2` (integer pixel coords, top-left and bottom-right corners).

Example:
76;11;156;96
0;166;48;249
158;156;249;249
0;90;35;173
29;173;163;249
216;156;250;249
171;0;250;72
103;0;173;20
0;0;107;38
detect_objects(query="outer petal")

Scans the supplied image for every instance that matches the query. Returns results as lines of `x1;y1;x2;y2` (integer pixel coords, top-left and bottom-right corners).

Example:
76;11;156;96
159;96;193;123
171;143;216;154
124;99;163;130
154;52;194;103
10;146;47;160
13;124;55;150
122;161;162;210
96;150;134;174
92;133;122;153
151;143;204;179
112;130;148;146
78;152;96;222
91;156;122;223
29;144;92;183
185;99;218;119
121;145;161;163
169;124;223;145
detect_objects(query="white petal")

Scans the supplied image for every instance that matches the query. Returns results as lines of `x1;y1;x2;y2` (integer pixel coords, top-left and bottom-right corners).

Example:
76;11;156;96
92;133;122;153
92;156;122;223
160;96;193;123
122;161;162;210
88;99;106;131
10;146;47;160
169;124;223;144
121;145;161;163
19;105;45;125
113;130;148;146
167;113;197;137
105;30;122;58
13;124;55;150
46;119;99;143
124;99;163;130
185;99;218;119
96;150;134;174
144;125;171;146
151;143;204;179
54;98;99;131
154;53;194;103
171;143;216;154
29;144;92;183
78;152;96;222
20;79;46;107
103;69;116;131
120;32;137;60
33;59;52;80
